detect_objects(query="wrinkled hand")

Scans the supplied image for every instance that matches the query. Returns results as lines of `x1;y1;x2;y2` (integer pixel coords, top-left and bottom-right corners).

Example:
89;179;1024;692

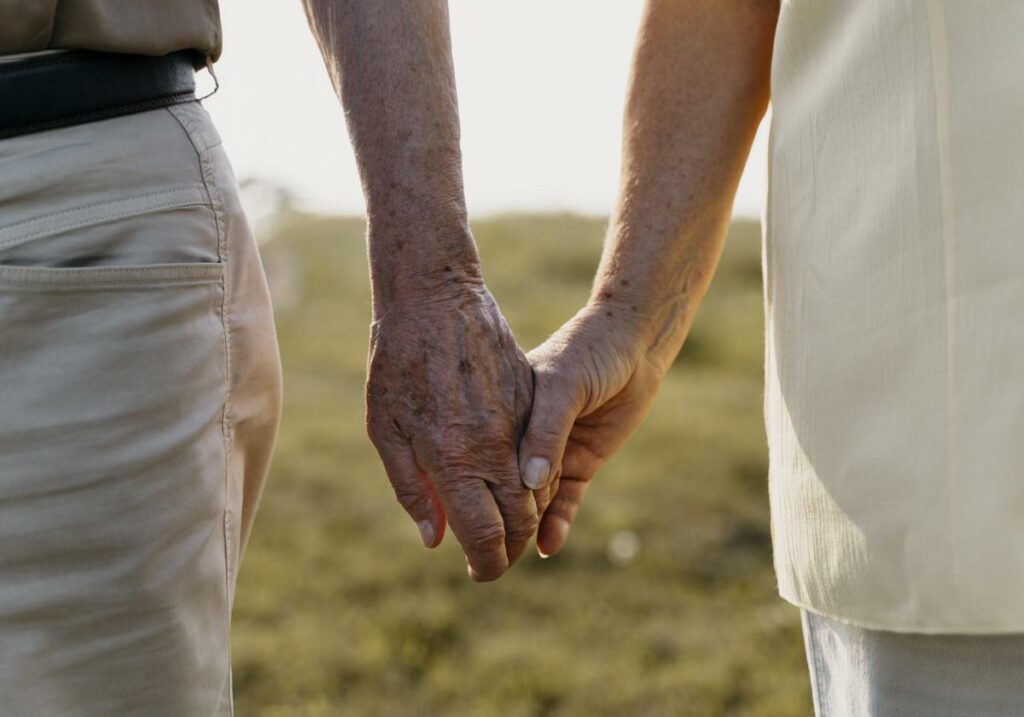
366;285;545;581
518;301;672;557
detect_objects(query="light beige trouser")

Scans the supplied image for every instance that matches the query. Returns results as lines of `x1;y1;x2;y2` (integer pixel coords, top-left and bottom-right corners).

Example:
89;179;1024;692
0;102;283;716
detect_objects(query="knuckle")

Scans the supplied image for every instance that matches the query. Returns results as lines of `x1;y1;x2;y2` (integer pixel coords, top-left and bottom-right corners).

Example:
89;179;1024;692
537;478;559;511
392;484;426;508
549;494;580;522
467;523;506;553
529;424;566;445
534;494;553;517
435;445;513;477
535;358;572;383
505;514;539;543
544;370;581;399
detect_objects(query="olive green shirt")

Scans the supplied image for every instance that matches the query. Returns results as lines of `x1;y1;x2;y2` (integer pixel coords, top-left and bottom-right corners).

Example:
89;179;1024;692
0;0;221;62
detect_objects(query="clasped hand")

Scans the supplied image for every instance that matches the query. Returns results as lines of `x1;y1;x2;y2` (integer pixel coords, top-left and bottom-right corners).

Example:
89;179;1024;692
366;274;668;581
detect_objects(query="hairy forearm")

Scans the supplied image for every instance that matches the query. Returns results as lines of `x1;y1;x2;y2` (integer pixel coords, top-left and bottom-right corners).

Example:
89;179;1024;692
301;0;479;307
594;0;778;365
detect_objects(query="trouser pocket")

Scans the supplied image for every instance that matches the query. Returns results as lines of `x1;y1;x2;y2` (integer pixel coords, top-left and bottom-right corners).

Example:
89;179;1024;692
0;261;234;716
0;106;237;716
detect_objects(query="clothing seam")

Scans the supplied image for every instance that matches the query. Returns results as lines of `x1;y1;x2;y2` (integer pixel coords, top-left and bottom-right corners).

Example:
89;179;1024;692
164;103;224;157
762;103;779;577
778;589;1024;635
167;101;236;716
0;185;205;234
800;610;817;711
925;0;959;602
806;612;828;717
0;263;223;289
0;186;209;250
203;131;237;717
0;279;223;291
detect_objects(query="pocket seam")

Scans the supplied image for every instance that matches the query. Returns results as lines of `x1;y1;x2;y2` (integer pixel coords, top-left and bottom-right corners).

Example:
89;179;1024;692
0;261;225;290
165;103;223;157
0;186;211;252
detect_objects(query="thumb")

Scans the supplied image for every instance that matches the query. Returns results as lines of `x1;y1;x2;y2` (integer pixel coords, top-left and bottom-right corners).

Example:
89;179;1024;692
519;370;581;491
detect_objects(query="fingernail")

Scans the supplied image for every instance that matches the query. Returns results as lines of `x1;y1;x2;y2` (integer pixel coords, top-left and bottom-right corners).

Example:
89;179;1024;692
538;516;570;558
416;520;435;547
523;457;551;490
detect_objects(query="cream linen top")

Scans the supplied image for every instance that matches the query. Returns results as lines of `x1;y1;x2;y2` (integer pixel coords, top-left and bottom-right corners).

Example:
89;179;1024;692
765;0;1024;632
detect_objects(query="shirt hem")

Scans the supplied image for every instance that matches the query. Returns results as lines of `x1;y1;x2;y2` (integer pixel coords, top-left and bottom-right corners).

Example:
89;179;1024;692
778;587;1024;636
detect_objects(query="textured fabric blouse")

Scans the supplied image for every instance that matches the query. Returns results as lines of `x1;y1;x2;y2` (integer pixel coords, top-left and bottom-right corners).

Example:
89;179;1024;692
765;0;1024;632
0;0;221;62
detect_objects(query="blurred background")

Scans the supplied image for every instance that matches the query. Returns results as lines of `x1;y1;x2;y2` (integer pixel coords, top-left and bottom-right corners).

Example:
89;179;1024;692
203;2;809;715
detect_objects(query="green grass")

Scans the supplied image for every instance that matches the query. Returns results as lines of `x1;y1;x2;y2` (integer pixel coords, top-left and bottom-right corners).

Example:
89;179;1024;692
232;213;810;716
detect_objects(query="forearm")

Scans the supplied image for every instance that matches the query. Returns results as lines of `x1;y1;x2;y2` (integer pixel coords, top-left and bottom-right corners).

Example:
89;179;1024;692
594;0;778;364
301;0;479;308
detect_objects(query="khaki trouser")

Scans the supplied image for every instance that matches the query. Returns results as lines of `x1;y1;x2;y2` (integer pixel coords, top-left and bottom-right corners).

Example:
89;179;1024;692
0;102;283;716
802;609;1024;716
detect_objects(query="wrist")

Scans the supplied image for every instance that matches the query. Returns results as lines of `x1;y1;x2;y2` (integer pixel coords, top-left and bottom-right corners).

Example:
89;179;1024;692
368;220;485;312
588;275;673;334
587;282;692;372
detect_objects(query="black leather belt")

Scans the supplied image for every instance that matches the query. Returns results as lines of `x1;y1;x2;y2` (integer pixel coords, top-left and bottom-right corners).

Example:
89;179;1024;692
0;50;198;140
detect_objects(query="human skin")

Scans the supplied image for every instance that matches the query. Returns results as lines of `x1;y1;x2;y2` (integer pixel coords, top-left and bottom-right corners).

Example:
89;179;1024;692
518;0;781;557
301;0;552;581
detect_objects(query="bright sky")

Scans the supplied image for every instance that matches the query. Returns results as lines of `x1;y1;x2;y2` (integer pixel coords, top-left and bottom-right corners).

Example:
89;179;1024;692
204;1;768;219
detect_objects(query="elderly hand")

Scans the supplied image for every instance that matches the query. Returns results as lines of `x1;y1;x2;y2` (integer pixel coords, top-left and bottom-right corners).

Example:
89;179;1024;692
517;299;675;557
366;273;546;581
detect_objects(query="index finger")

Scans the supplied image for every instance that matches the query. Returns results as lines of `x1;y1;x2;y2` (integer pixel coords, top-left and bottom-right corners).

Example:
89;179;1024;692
430;474;509;581
487;469;540;568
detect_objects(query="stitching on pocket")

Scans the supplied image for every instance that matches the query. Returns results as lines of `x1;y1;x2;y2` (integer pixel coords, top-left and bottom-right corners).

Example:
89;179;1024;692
164;105;226;264
0;261;224;290
0;186;211;252
166;102;238;715
165;103;223;156
167;103;237;674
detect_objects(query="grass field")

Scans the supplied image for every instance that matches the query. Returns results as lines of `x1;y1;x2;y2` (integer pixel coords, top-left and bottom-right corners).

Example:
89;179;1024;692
232;212;811;716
